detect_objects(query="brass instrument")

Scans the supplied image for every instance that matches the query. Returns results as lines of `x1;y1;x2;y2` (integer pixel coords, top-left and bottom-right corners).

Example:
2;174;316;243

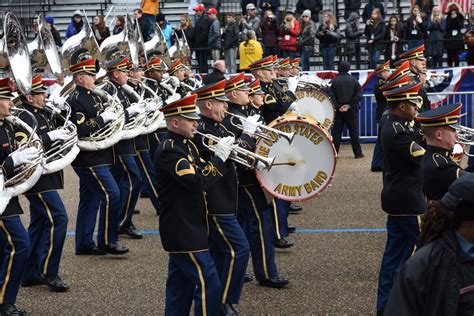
225;111;295;144
195;131;276;170
120;83;154;139
100;14;139;66
455;125;474;156
144;23;170;66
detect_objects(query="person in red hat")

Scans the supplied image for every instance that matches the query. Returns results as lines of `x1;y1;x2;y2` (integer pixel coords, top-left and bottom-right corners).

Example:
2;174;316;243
191;3;211;73
207;8;221;64
154;93;234;316
0;77;36;316
16;74;70;293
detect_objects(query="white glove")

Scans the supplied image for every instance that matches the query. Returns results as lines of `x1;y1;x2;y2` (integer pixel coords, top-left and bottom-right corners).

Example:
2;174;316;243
287;76;298;93
214;136;235;162
169;76;180;88
146;101;159;112
126;103;146;116
165;94;181;105
51;95;67;110
256;161;267;171
288;102;297;112
47;129;69;142
11;147;40;167
241;114;261;135
100;109;118;123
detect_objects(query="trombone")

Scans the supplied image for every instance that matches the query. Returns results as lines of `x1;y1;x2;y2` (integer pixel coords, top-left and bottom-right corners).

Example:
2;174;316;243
225;111;295;144
454;125;474;156
195;131;276;170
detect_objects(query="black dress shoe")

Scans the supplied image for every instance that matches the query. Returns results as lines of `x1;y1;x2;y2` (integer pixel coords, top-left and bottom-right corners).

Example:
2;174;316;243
355;154;365;159
140;191;149;198
275;238;294;249
75;247;106;256
259;276;289;288
0;304;26;316
244;274;253;283
220;303;238;316
289;203;303;214
371;167;383;172
133;209;141;214
100;243;129;255
40;274;69;292
118;225;143;239
21;278;44;287
287;225;296;233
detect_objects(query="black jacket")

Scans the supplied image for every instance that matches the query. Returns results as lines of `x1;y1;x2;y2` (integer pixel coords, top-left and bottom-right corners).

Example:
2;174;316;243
365;21;386;52
316;24;341;48
362;1;385;22
373;77;387;121
344;0;361;19
329;72;362;111
154;131;227;252
203;68;226;85
296;0;323;23
385;229;474;315
223;21;240;49
404;16;427;42
259;80;296;124
192;14;211;49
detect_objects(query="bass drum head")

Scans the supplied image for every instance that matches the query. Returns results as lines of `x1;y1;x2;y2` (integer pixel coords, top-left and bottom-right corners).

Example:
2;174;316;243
255;114;337;202
293;87;335;130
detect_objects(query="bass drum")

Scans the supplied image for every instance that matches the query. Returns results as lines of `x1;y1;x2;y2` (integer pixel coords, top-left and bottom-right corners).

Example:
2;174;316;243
293;86;335;130
255;114;336;202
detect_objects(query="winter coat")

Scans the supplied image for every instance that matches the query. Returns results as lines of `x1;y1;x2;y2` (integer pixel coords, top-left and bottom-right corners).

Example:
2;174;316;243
365;21;386;52
258;0;280;15
404;16;427;43
298;18;316;51
415;0;434;17
344;0;362;20
260;19;279;47
362;1;385;22
208;19;221;49
445;14;465;51
92;25;110;46
426;18;446;57
241;0;258;14
141;0;158;16
192;14;211;49
345;17;363;55
296;0;323;23
223;21;240;49
240;15;261;41
316;24;340;48
384;25;404;59
279;19;300;51
65;17;83;40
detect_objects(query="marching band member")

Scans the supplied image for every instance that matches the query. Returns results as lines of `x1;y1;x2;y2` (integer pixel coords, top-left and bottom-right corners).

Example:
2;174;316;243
67;52;129;255
0;78;33;316
289;57;301;76
222;73;289;288
104;56;145;239
193;80;250;315
154;94;234;316
168;59;193;97
276;57;292;78
376;81;426;314
17;75;69;292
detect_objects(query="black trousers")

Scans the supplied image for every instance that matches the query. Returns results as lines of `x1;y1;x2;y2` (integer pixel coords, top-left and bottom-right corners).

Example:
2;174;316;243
331;109;363;156
195;49;209;74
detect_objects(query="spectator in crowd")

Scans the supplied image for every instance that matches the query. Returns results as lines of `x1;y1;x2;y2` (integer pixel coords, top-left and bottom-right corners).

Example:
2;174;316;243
365;8;386;69
279;11;300;59
298;10;316;71
44;16;61;47
65;10;84;40
345;12;363;68
203;60;226;84
238;30;263;71
362;0;385;23
330;60;363;158
134;9;150;42
156;13;173;48
223;13;240;73
240;3;261;41
344;0;361;20
207;8;221;64
113;15;125;35
192;4;211;73
260;9;279;56
187;0;200;25
426;6;446;68
241;0;258;15
404;5;427;49
445;2;465;67
415;0;434;17
175;14;194;42
140;0;158;39
202;0;221;11
296;0;323;24
384;15;403;66
465;8;474;65
92;15;110;46
316;10;340;70
259;0;280;16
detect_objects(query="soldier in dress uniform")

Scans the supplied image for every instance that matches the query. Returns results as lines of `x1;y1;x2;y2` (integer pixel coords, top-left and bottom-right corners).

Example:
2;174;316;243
222;73;289;288
104;56;145;239
16;74;69;292
0;78;34;316
376;81;427;315
289;57;301;77
168;59;193;97
154;94;234;316
276;57;292;78
417;103;470;200
371;60;391;172
67;54;129;255
193;80;250;315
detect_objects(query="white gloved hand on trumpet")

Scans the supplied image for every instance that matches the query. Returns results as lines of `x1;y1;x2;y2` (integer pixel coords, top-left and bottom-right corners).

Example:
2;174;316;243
146;101;159;112
47;129;69;142
241;114;261;136
214;136;235;162
287;76;299;93
100;109;119;123
10;147;41;167
126;103;146;116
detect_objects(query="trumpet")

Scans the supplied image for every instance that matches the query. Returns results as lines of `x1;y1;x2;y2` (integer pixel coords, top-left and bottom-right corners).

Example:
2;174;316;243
195;131;276;170
225;111;295;144
454;125;474;156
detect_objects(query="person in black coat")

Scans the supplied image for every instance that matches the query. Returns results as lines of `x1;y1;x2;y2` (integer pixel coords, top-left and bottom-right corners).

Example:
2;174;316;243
344;0;361;20
134;9;150;42
384;15;403;66
296;0;323;24
362;0;385;23
192;6;211;73
223;13;240;73
258;0;280;16
203;60;226;84
385;174;474;315
345;12;364;68
415;0;434;17
426;7;446;68
365;8;386;69
404;5;427;49
445;2;465;67
329;61;363;158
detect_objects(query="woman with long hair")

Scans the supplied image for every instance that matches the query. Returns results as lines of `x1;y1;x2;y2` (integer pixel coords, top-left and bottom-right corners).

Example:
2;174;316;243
415;0;435;17
404;4;426;49
384;15;403;66
465;7;474;65
279;11;300;59
113;15;125;35
298;10;316;71
316;10;341;70
445;2;465;67
365;8;386;69
92;15;110;46
345;12;364;68
238;30;263;71
426;6;446;68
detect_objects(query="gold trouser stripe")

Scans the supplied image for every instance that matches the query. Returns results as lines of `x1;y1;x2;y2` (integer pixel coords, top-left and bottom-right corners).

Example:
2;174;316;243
119;156;133;226
412;215;422;255
271;200;281;240
89;167;109;245
212;216;235;304
189;253;207;316
38;193;55;275
154;133;160;144
242;187;269;279
0;221;15;304
137;153;158;197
